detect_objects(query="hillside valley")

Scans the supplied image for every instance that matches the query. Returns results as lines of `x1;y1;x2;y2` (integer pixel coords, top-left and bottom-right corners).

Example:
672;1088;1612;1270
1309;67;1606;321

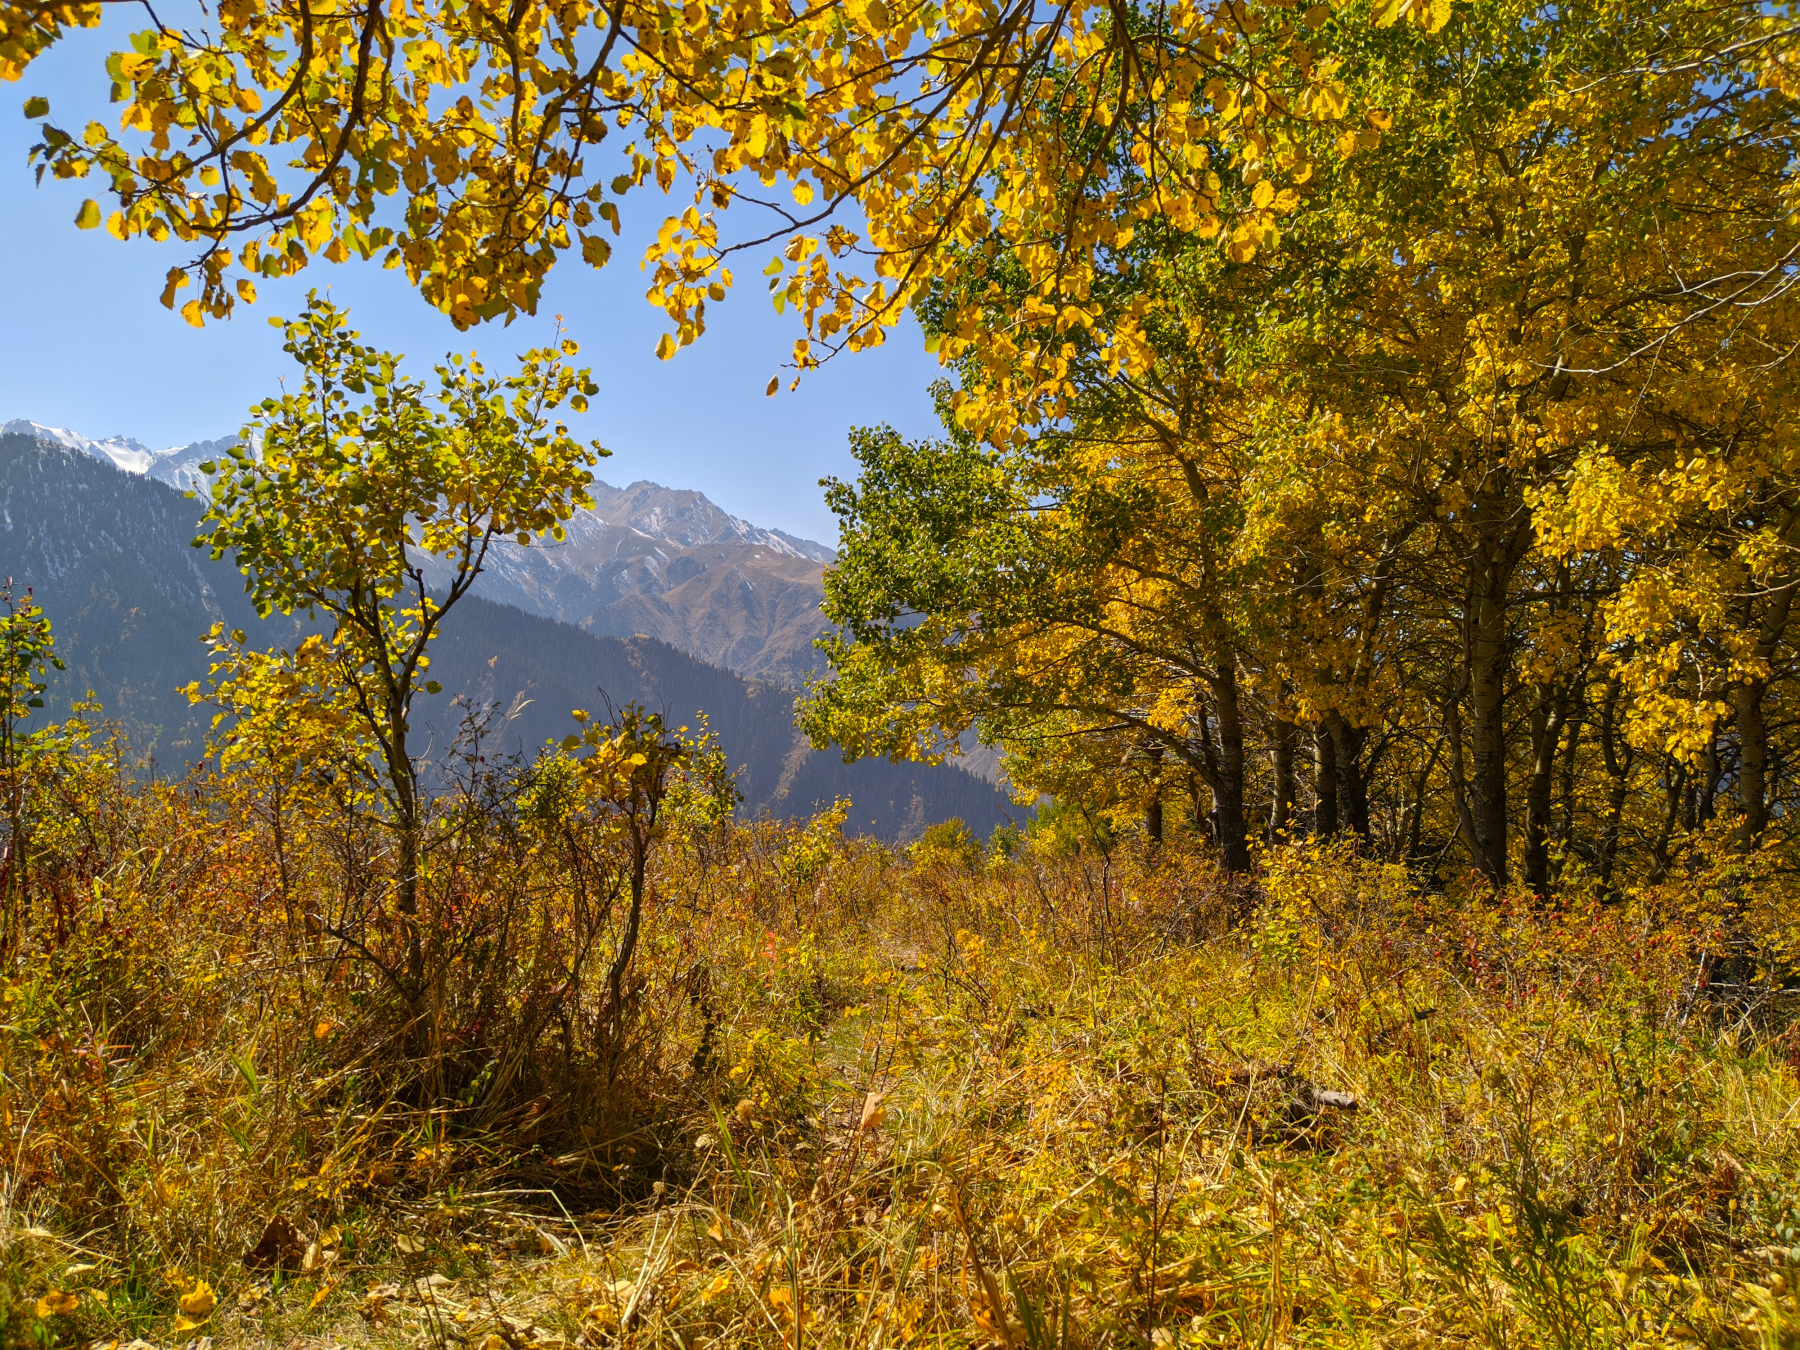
0;428;1013;839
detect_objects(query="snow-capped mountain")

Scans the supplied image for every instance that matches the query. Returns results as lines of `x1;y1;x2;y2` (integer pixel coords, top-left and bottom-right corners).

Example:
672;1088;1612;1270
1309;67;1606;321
0;419;234;489
2;419;165;475
4;418;839;685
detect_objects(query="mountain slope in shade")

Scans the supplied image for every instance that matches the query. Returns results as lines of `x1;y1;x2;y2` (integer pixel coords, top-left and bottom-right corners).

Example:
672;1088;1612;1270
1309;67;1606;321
0;431;1011;839
425;597;1015;839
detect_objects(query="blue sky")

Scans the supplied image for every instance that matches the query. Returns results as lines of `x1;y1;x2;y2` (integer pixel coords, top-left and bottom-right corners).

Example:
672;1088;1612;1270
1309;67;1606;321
0;23;947;545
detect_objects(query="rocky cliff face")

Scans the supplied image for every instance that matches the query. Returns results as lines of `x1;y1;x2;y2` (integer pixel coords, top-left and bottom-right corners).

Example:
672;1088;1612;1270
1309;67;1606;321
451;480;836;687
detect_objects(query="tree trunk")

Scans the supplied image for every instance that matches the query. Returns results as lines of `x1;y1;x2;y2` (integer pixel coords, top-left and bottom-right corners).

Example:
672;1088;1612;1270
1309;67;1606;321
1465;551;1514;887
1324;712;1370;839
1269;718;1296;841
1597;679;1631;891
1556;700;1583;849
1649;760;1688;884
1733;679;1770;848
383;691;426;993
1209;658;1253;873
1145;742;1165;844
1313;725;1339;837
1523;686;1567;898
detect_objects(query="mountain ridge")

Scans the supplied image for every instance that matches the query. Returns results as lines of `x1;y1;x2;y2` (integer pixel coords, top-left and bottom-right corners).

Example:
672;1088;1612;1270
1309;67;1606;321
2;418;837;685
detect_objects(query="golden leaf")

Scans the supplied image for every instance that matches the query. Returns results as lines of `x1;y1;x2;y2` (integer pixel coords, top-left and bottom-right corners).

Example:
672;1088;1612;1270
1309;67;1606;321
859;1090;888;1130
34;1290;80;1318
178;1281;216;1317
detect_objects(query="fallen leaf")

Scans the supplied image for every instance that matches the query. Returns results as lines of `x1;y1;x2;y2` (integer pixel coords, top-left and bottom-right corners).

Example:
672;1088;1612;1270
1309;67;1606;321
34;1289;80;1318
242;1214;305;1269
178;1281;216;1317
357;1287;391;1322
860;1090;888;1131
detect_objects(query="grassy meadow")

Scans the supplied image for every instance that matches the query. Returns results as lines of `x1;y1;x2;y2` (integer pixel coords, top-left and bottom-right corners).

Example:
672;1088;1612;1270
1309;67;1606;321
2;763;1798;1350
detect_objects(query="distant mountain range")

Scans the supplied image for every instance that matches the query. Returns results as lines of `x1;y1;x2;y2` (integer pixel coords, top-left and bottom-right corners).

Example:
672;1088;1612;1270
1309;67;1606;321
0;419;835;687
0;425;1016;840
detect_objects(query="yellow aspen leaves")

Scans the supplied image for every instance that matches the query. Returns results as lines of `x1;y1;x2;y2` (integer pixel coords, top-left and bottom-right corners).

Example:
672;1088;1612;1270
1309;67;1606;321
73;199;99;229
17;0;1433;376
807;0;1800;888
173;1280;216;1328
1372;0;1450;29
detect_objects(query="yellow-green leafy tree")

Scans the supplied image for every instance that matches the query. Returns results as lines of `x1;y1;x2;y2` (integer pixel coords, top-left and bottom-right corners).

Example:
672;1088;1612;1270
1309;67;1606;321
0;581;64;948
194;293;603;989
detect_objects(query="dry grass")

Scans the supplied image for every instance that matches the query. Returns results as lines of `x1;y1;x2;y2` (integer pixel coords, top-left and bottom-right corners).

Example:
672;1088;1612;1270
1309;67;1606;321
3;781;1800;1350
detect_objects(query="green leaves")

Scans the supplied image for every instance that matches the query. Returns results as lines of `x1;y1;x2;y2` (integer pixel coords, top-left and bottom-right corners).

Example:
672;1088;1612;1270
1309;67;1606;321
0;584;62;734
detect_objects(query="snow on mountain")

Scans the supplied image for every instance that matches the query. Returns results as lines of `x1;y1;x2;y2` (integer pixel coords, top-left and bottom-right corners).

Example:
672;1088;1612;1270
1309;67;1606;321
1;419;166;475
4;419;833;560
0;418;239;489
587;480;835;564
150;437;239;495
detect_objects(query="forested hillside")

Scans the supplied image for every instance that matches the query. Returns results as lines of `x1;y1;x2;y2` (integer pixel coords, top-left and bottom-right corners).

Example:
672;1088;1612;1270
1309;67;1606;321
0;432;1008;836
